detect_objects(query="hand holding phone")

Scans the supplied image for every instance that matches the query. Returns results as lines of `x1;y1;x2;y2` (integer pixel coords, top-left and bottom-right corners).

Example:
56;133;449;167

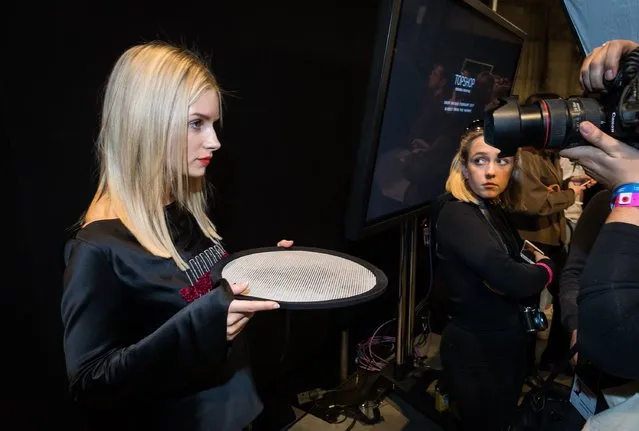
520;240;546;264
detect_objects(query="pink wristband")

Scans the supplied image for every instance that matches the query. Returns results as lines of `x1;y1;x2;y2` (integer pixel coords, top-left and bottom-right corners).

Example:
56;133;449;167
535;261;553;289
612;191;639;208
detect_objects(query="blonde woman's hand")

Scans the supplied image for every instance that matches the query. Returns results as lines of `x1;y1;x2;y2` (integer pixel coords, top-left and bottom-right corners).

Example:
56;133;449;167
277;239;294;248
227;282;279;341
533;250;547;263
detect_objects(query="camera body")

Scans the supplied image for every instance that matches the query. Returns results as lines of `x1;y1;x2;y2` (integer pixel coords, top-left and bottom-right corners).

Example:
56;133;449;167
521;306;549;334
485;47;639;156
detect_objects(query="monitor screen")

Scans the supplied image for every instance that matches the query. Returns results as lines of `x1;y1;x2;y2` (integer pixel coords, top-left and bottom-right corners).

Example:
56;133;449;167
345;0;525;240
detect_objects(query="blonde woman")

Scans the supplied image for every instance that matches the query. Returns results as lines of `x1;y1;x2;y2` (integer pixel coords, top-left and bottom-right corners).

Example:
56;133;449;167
432;122;554;430
61;42;291;431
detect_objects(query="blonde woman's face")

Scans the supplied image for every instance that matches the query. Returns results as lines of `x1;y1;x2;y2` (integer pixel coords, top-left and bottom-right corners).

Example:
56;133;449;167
463;137;514;200
186;90;221;177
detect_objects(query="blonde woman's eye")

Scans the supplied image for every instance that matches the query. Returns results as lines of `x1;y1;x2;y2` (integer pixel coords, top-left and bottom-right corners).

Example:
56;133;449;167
472;157;487;165
189;120;203;130
497;158;512;166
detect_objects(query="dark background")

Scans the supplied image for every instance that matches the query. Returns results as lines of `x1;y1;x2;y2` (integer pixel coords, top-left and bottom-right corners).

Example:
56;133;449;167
5;1;449;428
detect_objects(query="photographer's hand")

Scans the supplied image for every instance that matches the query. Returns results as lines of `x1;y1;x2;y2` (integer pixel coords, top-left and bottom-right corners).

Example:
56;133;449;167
580;39;639;92
559;121;639;189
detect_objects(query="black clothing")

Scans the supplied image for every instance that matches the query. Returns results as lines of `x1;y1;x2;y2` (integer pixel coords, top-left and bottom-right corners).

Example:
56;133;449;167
61;203;262;430
440;324;526;431
579;222;639;380
435;197;552;430
560;190;612;333
436;199;552;329
537;246;571;372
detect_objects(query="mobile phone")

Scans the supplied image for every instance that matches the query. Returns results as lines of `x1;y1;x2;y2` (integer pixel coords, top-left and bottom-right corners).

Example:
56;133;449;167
520;240;545;264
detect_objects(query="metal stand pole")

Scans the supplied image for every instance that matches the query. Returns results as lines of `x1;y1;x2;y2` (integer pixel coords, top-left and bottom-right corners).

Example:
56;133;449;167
340;329;349;382
395;216;418;377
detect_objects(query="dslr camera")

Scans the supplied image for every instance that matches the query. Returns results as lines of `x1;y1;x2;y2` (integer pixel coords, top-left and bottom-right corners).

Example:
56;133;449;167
484;47;639;156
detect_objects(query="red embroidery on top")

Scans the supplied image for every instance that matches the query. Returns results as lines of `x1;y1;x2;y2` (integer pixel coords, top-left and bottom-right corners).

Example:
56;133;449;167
180;271;213;303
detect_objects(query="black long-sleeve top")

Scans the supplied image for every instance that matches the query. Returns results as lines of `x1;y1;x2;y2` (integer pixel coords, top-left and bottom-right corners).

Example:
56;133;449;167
578;220;639;380
436;198;553;331
61;203;262;430
559;189;612;333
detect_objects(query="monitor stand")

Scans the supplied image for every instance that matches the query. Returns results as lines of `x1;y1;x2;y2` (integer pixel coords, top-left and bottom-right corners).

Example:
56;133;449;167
379;215;447;429
280;216;450;430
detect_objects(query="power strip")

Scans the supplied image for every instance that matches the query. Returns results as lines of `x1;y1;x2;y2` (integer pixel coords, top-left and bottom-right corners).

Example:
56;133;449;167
297;388;328;405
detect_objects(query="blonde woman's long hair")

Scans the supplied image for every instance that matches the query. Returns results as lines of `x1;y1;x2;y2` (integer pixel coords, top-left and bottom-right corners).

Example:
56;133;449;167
86;41;221;270
445;129;523;210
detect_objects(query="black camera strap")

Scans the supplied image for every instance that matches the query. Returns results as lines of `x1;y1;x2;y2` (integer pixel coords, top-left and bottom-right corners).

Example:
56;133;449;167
477;201;547;329
477;201;511;257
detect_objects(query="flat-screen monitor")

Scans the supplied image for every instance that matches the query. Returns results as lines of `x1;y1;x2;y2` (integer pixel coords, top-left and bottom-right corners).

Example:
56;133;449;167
345;0;525;240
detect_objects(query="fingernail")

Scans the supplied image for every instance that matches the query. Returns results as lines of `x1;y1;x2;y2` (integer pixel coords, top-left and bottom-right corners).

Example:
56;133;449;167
580;122;595;135
273;303;280;309
605;69;615;80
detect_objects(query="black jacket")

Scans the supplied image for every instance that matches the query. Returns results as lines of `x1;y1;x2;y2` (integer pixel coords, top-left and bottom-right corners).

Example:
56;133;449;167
435;196;553;331
560;189;612;333
578;220;639;380
61;203;262;430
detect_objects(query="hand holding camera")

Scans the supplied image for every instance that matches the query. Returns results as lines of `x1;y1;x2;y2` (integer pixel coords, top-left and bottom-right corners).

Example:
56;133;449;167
560;121;639;189
580;39;639;92
560;39;639;189
484;40;639;156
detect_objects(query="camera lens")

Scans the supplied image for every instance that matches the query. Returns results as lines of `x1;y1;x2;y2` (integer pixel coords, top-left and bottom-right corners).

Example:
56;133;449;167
484;97;604;156
534;310;548;332
544;98;604;149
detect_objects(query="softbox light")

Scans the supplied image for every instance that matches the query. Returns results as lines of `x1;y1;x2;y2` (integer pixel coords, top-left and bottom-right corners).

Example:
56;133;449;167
562;0;639;55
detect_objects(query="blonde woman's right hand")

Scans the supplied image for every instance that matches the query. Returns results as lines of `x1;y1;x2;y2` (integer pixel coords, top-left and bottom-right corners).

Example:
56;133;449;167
227;283;279;341
533;250;547;263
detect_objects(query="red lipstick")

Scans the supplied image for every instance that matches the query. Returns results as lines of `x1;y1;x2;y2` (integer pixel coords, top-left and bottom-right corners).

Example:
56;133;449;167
198;157;212;166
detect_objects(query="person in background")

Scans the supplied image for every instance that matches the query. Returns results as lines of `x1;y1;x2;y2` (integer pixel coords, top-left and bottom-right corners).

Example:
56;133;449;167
560;156;592;240
559;38;639;382
562;38;639;431
433;122;553;430
61;41;292;431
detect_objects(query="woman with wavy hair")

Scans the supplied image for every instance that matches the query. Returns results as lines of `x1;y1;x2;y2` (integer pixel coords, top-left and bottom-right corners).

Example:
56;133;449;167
432;122;554;430
61;42;291;431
